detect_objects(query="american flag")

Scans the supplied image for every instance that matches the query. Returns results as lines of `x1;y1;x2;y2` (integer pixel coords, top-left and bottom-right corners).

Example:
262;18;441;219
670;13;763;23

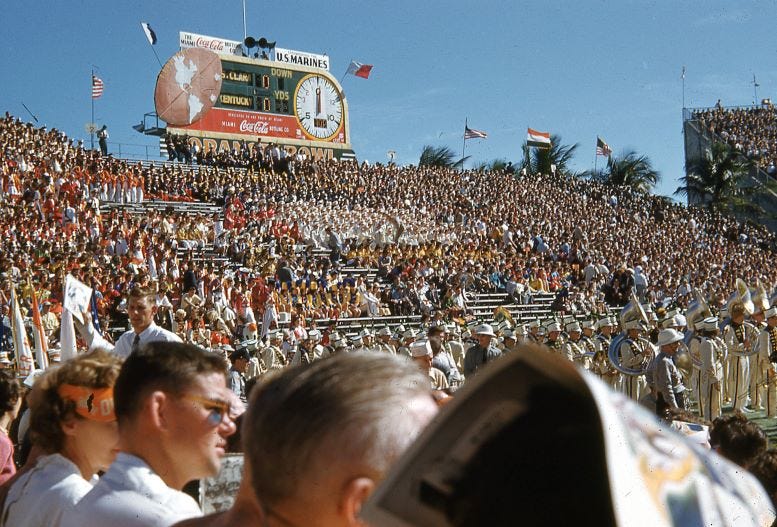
596;136;612;157
464;126;487;140
92;75;104;99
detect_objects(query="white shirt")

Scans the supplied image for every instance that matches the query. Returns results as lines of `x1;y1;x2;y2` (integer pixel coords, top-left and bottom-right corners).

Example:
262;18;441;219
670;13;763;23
89;322;181;358
2;453;94;527
59;453;201;527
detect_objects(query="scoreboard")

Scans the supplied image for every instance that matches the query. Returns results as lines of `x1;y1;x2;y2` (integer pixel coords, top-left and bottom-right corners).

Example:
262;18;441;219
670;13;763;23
163;47;355;162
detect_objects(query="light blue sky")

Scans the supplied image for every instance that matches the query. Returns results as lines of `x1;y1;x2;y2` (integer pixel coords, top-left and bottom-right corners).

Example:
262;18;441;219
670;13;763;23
1;1;774;198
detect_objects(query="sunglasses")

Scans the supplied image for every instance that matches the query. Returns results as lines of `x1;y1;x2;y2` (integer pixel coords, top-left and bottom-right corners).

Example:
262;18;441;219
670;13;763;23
181;394;232;427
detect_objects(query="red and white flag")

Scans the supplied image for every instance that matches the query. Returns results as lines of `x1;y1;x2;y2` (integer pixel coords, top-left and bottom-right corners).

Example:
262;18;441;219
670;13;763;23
464;126;488;140
346;61;373;79
527;128;551;148
92;75;104;99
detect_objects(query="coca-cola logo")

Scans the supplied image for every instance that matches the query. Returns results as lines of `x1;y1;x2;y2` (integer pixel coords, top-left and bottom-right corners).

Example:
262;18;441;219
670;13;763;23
239;120;270;134
195;37;226;51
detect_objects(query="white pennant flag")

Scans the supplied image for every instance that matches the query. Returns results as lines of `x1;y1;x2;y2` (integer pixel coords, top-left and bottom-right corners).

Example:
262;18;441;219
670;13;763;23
59;308;78;362
10;288;35;376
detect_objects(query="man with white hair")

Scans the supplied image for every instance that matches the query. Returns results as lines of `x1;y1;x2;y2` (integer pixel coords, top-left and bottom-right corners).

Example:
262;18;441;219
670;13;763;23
243;353;438;527
410;339;449;391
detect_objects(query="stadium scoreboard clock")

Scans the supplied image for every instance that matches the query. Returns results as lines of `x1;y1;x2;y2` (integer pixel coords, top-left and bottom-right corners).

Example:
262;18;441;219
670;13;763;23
163;50;355;162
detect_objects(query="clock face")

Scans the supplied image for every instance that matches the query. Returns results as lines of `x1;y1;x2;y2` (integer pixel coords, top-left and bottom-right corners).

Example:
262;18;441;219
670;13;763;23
293;74;344;141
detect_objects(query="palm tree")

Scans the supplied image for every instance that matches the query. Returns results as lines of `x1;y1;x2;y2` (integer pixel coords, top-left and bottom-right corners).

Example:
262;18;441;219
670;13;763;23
530;135;578;176
473;158;510;172
604;150;660;193
418;145;469;169
675;142;749;211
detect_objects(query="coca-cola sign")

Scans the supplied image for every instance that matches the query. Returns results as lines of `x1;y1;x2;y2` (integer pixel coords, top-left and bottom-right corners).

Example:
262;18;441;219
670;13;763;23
239;120;270;134
174;108;315;141
179;31;241;56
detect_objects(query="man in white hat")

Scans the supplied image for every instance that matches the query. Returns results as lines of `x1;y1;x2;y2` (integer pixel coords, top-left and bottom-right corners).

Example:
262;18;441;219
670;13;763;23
463;324;501;377
723;301;757;412
619;320;651;401
750;303;769;410
593;317;620;391
375;327;396;354
543;322;564;355
527;320;541;344
562;321;590;370
262;331;288;370
410;339;449;391
700;316;725;421
649;328;687;419
397;329;417;357
756;307;777;418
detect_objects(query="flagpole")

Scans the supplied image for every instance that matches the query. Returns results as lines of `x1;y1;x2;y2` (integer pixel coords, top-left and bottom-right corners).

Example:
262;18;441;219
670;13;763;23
90;69;95;151
149;45;163;69
462;118;467;170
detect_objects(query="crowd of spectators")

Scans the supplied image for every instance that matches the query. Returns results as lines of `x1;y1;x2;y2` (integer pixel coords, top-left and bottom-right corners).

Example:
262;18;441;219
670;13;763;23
0;114;777;525
1;112;777;357
693;103;777;175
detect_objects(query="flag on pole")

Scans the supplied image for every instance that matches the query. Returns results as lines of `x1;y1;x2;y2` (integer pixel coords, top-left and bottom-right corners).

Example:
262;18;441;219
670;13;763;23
10;288;35;376
60;308;77;362
346;61;373;79
29;287;50;370
464;126;488;140
92;75;104;99
681;66;686;80
527;128;551;148
141;22;157;45
90;291;102;336
596;136;612;157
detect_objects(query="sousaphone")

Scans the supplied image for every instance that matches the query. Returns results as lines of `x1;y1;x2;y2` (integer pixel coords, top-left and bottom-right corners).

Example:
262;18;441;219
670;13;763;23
609;290;652;376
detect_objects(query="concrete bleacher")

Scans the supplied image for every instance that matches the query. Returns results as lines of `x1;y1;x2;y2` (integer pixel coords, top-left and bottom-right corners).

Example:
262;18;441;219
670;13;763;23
99;199;575;336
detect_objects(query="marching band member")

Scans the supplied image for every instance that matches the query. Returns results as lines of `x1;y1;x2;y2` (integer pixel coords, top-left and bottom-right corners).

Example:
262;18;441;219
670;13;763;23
619;320;651;401
756;307;777;418
723;301;756;411
700;317;726;421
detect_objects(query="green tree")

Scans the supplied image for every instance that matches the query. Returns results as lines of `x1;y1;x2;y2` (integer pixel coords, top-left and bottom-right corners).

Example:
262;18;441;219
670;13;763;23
675;142;750;212
473;158;510;172
529;135;578;176
418;145;469;169
604;150;660;193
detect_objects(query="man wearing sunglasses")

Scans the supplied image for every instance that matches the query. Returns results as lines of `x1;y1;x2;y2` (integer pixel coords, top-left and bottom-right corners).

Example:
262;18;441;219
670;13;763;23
61;341;238;527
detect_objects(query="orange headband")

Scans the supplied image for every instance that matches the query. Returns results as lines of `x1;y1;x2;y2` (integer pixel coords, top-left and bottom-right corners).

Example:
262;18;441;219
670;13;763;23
57;384;116;423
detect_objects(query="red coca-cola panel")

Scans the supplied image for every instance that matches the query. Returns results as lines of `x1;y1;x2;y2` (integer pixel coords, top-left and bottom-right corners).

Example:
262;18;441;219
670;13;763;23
174;107;313;141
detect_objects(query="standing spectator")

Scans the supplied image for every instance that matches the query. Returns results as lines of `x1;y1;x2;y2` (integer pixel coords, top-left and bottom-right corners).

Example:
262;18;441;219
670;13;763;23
463;324;501;376
97;125;108;157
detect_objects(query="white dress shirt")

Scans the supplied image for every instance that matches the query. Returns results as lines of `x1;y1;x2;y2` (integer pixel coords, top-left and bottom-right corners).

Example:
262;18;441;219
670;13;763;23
88;322;182;359
59;453;201;527
1;453;94;527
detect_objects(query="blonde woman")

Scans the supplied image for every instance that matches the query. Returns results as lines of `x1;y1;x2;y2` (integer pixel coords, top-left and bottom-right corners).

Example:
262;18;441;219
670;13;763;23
0;350;122;527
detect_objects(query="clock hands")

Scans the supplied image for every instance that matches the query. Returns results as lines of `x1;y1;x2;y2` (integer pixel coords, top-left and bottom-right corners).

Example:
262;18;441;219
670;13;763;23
315;87;322;116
